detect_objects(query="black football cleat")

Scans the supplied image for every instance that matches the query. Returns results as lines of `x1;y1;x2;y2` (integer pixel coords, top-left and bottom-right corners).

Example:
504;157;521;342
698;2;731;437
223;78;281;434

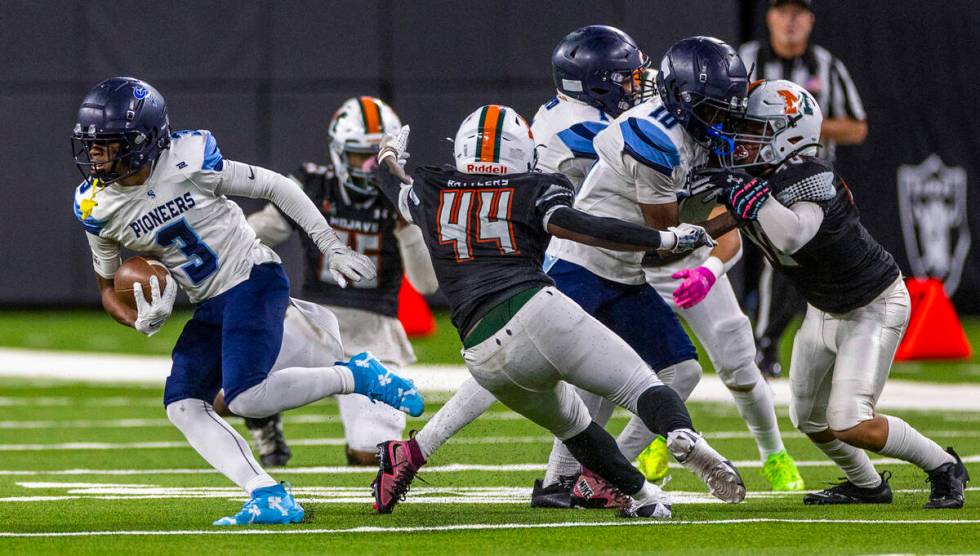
803;471;892;505
924;447;969;509
244;414;292;467
530;476;576;509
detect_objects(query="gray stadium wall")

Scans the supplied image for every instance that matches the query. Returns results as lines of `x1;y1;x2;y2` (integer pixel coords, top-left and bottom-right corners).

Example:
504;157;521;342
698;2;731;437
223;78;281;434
1;1;976;312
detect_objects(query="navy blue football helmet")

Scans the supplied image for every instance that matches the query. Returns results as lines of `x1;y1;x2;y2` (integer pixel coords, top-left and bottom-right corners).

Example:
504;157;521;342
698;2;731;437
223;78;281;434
655;37;749;152
551;25;650;118
72;77;171;184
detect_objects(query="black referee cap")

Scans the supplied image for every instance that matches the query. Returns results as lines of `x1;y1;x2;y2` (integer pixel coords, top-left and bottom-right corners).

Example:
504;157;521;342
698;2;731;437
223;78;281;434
769;0;813;10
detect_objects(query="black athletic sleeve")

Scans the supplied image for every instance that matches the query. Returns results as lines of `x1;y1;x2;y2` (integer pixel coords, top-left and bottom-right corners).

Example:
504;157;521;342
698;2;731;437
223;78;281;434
547;207;666;250
377;162;410;219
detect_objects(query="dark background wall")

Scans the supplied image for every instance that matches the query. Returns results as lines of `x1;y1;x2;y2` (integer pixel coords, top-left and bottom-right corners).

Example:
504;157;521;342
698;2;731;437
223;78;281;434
1;1;976;310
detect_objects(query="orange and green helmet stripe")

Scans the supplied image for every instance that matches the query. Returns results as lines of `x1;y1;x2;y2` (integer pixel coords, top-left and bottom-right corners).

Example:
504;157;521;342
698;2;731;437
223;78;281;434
474;105;505;163
358;96;384;134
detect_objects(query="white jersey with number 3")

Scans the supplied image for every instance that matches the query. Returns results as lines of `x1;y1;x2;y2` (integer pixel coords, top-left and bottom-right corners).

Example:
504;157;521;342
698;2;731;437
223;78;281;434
73;130;279;303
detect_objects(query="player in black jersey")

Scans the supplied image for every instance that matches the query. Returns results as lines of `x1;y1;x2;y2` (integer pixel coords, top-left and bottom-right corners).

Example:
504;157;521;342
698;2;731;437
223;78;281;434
244;97;438;466
368;104;747;519
699;79;968;509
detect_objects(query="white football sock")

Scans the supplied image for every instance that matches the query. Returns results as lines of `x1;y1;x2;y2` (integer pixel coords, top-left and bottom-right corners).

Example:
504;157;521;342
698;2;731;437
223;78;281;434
615;415;658;462
813;438;881;488
166;399;276;494
543;392;617;486
630;481;669;505
879;415;955;471
730;380;784;461
414;378;496;459
228;365;354;418
543;437;584;486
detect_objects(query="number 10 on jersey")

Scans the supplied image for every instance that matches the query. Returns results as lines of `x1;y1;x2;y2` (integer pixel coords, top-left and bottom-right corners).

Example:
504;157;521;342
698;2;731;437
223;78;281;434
437;188;519;262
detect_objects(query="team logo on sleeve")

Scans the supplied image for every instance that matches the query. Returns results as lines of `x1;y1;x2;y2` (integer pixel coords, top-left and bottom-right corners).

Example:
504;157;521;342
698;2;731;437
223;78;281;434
897;154;971;295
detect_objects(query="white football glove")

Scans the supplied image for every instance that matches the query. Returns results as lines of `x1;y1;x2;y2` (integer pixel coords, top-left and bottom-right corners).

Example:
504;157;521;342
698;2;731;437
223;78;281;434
667;223;716;254
323;235;377;288
378;125;411;166
133;274;177;337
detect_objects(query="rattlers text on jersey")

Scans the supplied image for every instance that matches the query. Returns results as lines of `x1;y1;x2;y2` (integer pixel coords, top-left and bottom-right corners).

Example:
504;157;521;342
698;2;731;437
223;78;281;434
549;96;707;284
531;93;610;191
403;165;575;336
73;130;279;303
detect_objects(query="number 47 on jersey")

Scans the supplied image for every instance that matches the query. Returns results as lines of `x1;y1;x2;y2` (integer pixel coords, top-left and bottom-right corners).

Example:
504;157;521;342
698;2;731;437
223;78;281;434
437;188;520;262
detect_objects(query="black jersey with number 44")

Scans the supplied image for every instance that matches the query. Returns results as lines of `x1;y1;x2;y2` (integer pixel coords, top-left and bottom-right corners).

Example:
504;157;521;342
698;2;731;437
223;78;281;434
406;165;574;336
741;156;900;314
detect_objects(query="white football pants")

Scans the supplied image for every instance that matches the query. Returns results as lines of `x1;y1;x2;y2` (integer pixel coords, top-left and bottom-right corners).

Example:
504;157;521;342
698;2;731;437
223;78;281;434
789;278;910;433
462;287;662;441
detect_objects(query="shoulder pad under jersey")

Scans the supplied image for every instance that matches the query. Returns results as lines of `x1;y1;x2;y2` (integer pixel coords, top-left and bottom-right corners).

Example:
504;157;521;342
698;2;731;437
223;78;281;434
170;129;223;173
618;115;681;176
772;157;837;205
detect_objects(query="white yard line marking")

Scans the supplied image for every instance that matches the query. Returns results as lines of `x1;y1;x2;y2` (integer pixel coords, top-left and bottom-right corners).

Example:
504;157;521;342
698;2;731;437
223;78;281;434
3;429;979;451
0;455;978;477
2;348;980;411
1;518;979;538
0;411;528;430
6;483;976;505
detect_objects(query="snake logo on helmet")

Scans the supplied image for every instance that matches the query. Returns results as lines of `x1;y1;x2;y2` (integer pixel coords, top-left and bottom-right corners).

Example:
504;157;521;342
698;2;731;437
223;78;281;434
656;36;749;154
551;25;651;118
454;105;536;175
724;79;824;170
329;96;402;203
71;77;171;185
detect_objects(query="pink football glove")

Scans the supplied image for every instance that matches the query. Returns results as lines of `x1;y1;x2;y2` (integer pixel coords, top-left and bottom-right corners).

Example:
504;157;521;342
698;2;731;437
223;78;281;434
671;266;717;309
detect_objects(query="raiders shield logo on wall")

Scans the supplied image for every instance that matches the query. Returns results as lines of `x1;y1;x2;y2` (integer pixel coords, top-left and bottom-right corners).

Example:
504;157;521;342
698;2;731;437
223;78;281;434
897;154;971;295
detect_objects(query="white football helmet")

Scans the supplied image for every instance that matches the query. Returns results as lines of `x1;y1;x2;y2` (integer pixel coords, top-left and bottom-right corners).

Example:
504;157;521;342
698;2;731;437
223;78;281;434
454;104;536;175
726;79;823;169
329;96;402;201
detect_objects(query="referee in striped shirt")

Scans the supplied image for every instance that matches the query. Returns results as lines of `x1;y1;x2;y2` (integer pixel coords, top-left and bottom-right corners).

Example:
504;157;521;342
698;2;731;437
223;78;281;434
739;0;868;377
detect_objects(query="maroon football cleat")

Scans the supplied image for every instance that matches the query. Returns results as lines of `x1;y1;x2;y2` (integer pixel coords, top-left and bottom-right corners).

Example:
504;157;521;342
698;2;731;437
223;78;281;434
571;467;631;509
371;438;426;514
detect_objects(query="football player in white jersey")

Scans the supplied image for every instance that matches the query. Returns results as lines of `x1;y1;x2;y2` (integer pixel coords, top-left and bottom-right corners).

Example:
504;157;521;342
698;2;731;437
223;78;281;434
530;25;643;191
534;35;805;505
623;46;806;491
71;77;424;526
247;96;439;467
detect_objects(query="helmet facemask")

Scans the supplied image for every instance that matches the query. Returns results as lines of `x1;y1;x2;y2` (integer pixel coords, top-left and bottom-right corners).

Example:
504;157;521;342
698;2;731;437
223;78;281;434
723;80;824;171
686;94;748;156
328;97;402;205
71;126;164;185
330;141;381;204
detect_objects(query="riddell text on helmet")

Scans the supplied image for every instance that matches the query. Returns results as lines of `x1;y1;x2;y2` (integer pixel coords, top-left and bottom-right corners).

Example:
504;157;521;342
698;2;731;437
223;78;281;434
466;163;508;174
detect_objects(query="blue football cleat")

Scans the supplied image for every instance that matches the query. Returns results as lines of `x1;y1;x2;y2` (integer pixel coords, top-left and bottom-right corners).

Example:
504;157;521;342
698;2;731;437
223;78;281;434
213;482;304;526
343;352;425;417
